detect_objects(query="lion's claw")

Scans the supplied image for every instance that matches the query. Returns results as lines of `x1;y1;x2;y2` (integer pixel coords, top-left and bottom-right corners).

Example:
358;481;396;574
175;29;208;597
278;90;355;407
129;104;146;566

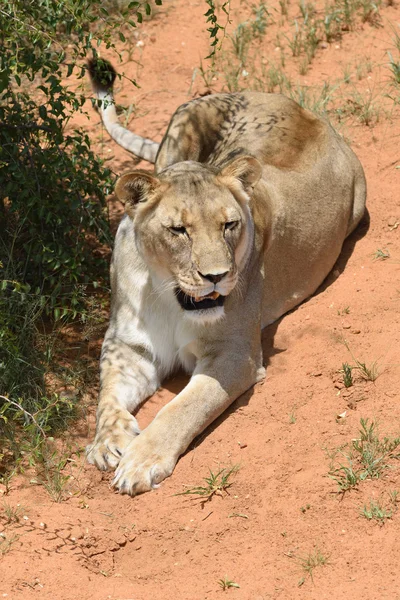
86;411;141;471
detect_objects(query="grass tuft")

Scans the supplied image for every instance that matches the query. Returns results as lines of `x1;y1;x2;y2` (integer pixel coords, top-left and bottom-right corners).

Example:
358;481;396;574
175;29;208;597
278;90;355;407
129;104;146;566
341;362;353;387
296;547;330;585
361;499;393;524
373;248;390;261
328;419;400;492
176;465;239;502
218;576;240;590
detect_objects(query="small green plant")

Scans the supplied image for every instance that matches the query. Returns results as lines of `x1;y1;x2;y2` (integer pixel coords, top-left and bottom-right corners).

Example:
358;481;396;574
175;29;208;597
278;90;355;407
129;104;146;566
323;9;343;42
355;359;379;382
288;81;335;115
343;65;351;83
359;0;381;26
176;465;239;501
0;533;19;555
296;548;329;585
229;1;270;63
299;57;309;75
345;89;380;126
218;576;240;590
355;61;367;80
329;462;359;491
255;63;291;93
341;362;353;388
373;248;390;261
361;499;393;524
341;339;380;382
338;306;350;315
33;442;72;503
388;53;400;85
251;1;270;36
328;419;400;492
1;501;25;524
286;20;303;57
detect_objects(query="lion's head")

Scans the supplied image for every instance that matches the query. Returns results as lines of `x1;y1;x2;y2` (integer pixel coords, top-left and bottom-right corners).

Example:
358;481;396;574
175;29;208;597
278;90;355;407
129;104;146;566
115;156;261;322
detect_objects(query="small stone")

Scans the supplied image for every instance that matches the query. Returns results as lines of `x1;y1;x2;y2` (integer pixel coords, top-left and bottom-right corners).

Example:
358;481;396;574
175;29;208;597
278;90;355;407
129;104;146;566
70;527;83;540
112;532;127;547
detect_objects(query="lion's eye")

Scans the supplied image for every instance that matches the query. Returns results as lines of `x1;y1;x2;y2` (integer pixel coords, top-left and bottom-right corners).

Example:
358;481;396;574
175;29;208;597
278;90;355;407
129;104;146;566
224;221;239;231
169;226;187;236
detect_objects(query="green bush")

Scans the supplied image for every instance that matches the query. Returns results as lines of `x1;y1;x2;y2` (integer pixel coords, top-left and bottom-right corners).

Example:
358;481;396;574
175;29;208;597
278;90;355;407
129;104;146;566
0;0;159;477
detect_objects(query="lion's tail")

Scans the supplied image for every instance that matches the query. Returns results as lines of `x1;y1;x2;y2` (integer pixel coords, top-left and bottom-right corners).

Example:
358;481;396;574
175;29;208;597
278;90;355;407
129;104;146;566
87;58;159;164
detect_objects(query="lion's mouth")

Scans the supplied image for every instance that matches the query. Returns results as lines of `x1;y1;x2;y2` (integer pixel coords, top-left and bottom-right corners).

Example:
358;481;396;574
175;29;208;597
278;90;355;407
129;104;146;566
174;288;226;311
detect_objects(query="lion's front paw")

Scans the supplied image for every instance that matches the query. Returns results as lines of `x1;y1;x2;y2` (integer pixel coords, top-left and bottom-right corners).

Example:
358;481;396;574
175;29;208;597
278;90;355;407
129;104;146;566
112;432;176;496
86;410;140;471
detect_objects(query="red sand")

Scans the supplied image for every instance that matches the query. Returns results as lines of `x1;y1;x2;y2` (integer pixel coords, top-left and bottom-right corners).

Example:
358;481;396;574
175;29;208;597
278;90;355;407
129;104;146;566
1;1;400;598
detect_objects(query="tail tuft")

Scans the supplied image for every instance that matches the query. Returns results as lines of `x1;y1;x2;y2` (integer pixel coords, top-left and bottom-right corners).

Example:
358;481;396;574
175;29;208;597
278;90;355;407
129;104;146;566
86;57;159;164
87;58;117;93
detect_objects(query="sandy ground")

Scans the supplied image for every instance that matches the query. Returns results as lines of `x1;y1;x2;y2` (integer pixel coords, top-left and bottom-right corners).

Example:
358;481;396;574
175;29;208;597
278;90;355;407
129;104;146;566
1;0;400;598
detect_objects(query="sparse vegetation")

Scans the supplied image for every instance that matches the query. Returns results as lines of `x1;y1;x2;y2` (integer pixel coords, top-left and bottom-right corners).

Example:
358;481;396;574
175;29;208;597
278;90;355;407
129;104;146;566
341;362;354;388
373;248;391;261
354;358;380;382
328;419;400;492
218;576;240;590
296;548;330;585
33;445;72;503
289;406;297;424
0;533;19;556
341;339;381;382
1;502;25;524
176;465;239;502
361;498;393;524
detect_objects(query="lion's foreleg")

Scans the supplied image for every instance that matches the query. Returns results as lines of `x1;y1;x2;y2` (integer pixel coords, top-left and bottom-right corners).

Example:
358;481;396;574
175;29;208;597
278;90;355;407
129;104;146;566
112;348;264;495
86;334;159;471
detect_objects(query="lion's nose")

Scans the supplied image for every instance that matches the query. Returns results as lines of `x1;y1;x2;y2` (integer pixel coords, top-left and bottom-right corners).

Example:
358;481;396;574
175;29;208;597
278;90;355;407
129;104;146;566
199;271;228;284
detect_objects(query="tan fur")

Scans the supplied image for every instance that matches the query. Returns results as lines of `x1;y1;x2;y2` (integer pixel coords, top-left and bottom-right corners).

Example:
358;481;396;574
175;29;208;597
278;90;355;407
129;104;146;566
86;90;366;495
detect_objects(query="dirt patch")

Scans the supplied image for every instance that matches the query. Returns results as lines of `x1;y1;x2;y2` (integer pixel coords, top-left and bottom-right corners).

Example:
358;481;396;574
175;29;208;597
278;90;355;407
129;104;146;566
1;0;400;598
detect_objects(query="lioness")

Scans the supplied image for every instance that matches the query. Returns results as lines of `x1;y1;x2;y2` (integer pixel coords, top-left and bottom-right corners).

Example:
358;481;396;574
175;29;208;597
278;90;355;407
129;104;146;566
86;59;366;496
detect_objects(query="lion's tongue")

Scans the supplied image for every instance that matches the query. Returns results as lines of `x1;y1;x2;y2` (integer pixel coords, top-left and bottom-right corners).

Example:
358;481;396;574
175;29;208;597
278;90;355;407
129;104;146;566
194;291;220;302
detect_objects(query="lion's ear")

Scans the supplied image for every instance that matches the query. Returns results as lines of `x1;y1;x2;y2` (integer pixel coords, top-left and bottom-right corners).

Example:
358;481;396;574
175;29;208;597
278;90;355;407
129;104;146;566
218;156;262;195
115;171;159;216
